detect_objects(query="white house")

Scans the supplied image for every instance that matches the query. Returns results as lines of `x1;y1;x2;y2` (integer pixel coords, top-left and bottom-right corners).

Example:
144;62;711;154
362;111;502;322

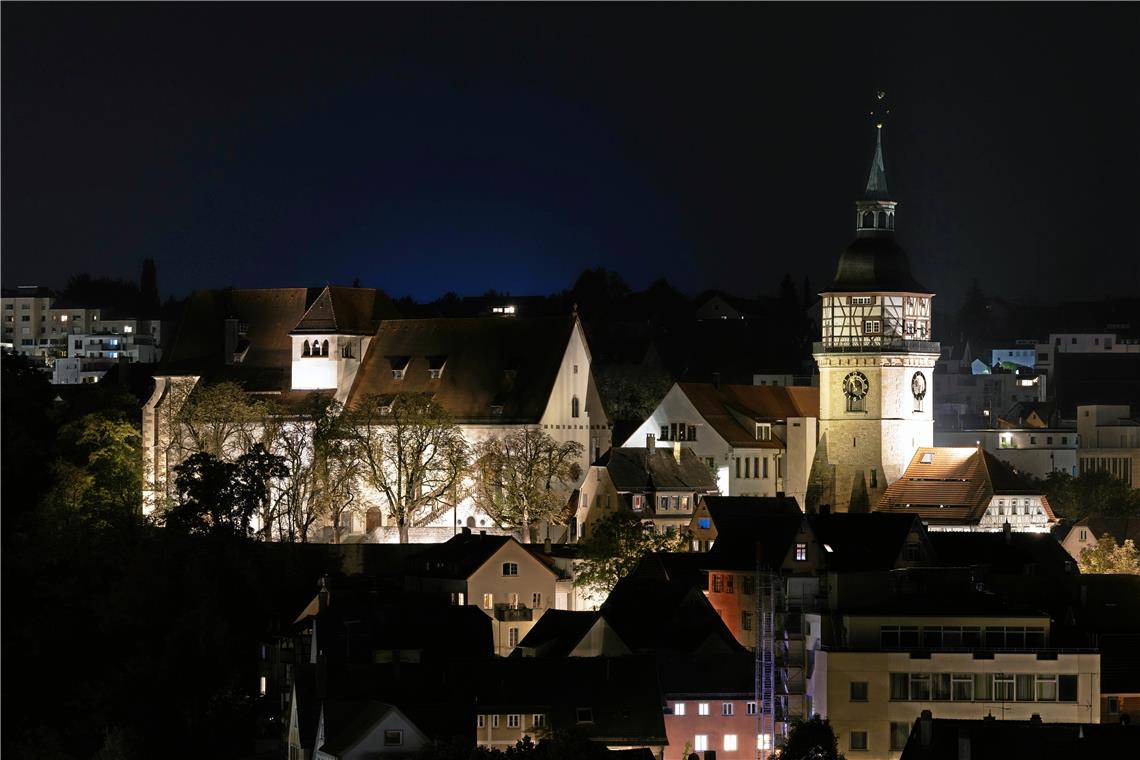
622;382;818;506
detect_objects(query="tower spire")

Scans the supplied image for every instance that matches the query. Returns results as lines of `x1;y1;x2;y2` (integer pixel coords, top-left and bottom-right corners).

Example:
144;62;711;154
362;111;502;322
854;90;896;235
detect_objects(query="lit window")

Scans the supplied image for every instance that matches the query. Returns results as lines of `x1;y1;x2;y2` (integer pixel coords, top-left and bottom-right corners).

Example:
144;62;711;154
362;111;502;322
508;628;519;647
532;592;542;608
698;703;710;716
483;594;493;609
795;543;807;561
694;735;708;752
757;734;772;751
724;735;738;751
674;703;686;716
920;452;934;464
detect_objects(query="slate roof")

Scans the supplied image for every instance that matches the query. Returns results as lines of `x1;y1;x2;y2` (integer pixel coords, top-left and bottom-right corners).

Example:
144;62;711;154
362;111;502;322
926;532;1076;576
1073;515;1140;546
703;495;803;525
810;513;925;571
826;236;931;294
878;447;1054;525
864;128;890;199
292;286;398;335
677;382;819;448
596;447;718;492
346;316;578;423
703;510;807;571
600;576;746;655
514;609;601;657
409;532;557;581
319;701;402;757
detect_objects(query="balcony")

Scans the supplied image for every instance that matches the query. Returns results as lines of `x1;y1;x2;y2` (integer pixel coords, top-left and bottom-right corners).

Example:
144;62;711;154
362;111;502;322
814;339;940;355
493;604;533;622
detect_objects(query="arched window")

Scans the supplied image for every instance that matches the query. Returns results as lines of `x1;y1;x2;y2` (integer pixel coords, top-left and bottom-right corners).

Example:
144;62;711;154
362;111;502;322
877;211;886;228
571;396;580;418
861;210;874;229
302;340;311;357
322;339;329;356
342;343;354;358
888;212;895;229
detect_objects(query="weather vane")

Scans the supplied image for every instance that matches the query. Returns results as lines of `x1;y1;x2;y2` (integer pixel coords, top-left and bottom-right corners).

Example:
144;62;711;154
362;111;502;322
870;90;890;129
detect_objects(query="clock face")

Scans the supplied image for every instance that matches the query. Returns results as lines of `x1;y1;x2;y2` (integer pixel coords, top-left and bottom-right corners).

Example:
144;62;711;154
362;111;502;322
843;371;870;400
911;371;927;400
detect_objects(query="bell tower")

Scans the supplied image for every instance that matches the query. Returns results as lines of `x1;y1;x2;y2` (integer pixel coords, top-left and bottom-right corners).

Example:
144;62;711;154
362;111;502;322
807;93;939;513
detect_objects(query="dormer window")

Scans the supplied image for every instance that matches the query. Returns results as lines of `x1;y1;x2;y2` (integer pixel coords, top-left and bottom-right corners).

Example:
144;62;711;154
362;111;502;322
389;356;410;380
920;452;934;464
755;424;771;441
428;355;447;379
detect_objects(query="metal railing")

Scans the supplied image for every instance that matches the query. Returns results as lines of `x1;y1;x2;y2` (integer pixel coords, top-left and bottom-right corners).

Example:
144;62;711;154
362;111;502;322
814;339;940;354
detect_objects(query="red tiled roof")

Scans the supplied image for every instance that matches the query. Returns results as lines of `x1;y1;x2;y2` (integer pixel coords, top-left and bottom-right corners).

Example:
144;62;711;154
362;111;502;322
678;382;819;449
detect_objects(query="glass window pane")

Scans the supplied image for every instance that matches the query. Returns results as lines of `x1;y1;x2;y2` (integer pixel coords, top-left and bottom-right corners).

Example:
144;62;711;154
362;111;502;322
963;628;982;648
1036;676;1058;702
933;673;952;701
1026;628;1046;648
1007;628;1026;649
890;673;909;700
900;627;920;647
943;627;963;648
923;627;942;648
910;674;931;701
1059;675;1078;702
952;675;973;701
1016;674;1034;701
890;722;911;751
985;628;1004;648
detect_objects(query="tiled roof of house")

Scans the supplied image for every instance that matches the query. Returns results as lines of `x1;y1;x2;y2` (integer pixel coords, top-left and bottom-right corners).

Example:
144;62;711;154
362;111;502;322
600;576;746;656
596;446;718;492
292;286;398;335
878;447;1053;525
346;316;578;423
319;701;403;757
514;609;601;657
160;287;315;390
678;382;819;448
703;495;803;524
810;513;926;571
408;532;516;580
703;510;807;571
926;532;1078;576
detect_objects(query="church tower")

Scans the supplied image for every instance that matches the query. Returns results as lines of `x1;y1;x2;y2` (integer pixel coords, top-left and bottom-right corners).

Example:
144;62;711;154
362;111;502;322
808;96;939;512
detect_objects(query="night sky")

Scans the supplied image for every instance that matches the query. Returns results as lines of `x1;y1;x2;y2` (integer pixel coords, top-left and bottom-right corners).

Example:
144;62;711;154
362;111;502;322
3;4;1138;309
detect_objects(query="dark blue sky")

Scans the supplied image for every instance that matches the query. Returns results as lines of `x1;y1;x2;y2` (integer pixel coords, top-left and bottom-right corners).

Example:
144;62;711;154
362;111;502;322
4;4;1138;309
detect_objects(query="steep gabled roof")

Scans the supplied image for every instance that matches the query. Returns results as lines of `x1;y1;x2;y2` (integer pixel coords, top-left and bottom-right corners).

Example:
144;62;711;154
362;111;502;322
514;609;602;657
809;513;925;571
927;532;1077;576
702;499;808;571
409;532;557;581
703;495;803;525
597;447;718;492
677;382;819;448
319;701;407;757
347;316;578;423
601;576;746;656
160;287;314;389
292;286;398;335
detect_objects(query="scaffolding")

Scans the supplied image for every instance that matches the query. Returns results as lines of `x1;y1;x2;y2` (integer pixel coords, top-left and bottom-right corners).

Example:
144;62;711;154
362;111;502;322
756;565;780;760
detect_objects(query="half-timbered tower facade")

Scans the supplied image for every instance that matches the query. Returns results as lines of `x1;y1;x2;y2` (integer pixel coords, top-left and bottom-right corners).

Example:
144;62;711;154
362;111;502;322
808;117;940;512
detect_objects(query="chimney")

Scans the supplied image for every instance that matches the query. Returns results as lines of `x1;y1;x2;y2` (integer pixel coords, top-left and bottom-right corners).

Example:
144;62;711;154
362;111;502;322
920;709;933;747
647;433;656;454
1003;521;1012;544
673;440;682;463
1029;713;1042;726
712;372;721;388
480;530;487;535
462;526;471;535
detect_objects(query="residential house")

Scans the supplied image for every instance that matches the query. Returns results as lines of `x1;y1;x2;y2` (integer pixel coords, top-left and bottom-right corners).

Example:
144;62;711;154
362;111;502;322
313;702;429;760
877;447;1057;533
406;530;558;656
622;382;819;504
659;654;763;760
687;495;803;552
577;442;719;540
1058;515;1140;564
935;427;1078;480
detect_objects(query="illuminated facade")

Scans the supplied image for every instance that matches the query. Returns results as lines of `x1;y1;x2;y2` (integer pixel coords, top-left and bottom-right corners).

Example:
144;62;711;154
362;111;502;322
808;122;939;513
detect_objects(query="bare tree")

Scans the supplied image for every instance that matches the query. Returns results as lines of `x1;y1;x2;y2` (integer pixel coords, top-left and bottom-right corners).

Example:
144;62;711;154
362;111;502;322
350;393;470;543
473;429;583;543
176;381;270;460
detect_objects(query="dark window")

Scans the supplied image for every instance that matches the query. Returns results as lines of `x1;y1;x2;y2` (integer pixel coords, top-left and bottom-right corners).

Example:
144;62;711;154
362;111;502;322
698;517;711;530
890;722;910;751
762;458;769;478
742;612;753;631
736;458;741;478
661;425;669;440
742;576;756;595
910;674;931;701
576;707;593;724
321;339;329;356
850;731;868;751
688;425;697;441
1059;675;1078;702
933;673;952;701
890;673;908;700
384;730;403;746
850;682;868;701
302;340;311;356
502;562;518;576
571;397;580;418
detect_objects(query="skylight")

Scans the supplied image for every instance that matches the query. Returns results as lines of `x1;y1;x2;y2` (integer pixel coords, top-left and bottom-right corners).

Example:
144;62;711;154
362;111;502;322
920;452;934;464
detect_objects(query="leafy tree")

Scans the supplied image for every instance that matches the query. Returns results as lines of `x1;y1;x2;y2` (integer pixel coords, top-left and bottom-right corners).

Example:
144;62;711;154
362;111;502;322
350;393;470;543
473;429;583;542
265;394;360;542
45;412;142;524
1041;470;1140;521
1079;535;1140;574
778;716;845;760
574;511;687;596
165;445;288;539
176;381;272;460
594;364;673;426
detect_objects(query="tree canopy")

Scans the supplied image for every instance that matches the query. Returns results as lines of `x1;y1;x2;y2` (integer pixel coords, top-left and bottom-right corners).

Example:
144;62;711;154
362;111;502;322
1079;535;1140;574
778;716;846;760
574;511;687;596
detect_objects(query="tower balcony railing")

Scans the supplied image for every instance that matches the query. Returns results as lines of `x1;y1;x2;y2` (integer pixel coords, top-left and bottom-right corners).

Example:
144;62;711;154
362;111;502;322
814;339;940;354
